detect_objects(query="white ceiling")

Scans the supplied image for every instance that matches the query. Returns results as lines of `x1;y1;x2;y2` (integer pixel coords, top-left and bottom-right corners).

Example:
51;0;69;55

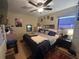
8;0;78;17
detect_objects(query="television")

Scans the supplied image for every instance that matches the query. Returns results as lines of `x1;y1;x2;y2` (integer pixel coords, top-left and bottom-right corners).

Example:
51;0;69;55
58;16;76;29
26;24;32;32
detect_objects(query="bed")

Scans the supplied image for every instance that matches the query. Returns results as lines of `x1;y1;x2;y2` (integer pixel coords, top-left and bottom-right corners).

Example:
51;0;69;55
35;32;59;45
23;31;59;59
23;34;50;52
23;31;59;51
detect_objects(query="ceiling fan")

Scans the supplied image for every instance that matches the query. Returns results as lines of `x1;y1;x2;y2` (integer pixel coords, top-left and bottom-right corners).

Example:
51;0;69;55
28;0;53;12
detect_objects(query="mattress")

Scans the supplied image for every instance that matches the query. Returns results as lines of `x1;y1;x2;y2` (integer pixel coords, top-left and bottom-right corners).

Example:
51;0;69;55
39;34;59;45
31;35;48;44
31;33;59;45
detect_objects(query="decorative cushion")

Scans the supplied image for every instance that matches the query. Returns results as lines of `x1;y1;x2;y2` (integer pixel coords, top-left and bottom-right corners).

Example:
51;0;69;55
48;31;56;36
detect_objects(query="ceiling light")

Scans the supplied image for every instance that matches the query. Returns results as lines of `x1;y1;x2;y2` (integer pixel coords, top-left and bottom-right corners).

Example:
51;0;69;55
37;8;44;12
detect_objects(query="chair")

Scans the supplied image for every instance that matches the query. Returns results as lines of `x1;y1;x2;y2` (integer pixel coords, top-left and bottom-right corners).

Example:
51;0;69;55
7;40;18;54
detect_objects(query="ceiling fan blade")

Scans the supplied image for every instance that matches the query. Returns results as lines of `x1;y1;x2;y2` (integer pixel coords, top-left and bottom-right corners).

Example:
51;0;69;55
44;8;52;10
30;10;37;12
29;1;37;7
43;0;52;6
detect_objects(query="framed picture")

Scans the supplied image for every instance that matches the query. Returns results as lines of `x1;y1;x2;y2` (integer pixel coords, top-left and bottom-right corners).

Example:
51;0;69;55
41;18;43;22
15;18;22;27
0;15;3;23
50;17;54;21
0;15;3;19
47;16;50;19
44;16;45;19
44;25;55;29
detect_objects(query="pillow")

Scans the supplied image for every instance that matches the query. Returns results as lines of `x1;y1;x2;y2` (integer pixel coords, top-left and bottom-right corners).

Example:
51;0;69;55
38;29;44;33
48;31;56;36
44;30;49;35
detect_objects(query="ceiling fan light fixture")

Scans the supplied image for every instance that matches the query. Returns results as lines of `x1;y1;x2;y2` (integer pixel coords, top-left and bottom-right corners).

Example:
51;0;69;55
37;8;44;12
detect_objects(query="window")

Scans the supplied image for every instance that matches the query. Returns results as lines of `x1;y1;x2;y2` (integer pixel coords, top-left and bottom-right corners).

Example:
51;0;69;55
58;16;76;29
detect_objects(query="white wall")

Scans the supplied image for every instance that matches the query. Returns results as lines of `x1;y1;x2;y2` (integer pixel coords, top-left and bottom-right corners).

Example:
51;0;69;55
7;11;38;40
38;6;77;30
73;21;79;59
38;14;58;30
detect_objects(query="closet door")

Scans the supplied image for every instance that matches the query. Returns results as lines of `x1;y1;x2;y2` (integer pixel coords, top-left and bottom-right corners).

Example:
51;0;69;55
0;25;6;59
